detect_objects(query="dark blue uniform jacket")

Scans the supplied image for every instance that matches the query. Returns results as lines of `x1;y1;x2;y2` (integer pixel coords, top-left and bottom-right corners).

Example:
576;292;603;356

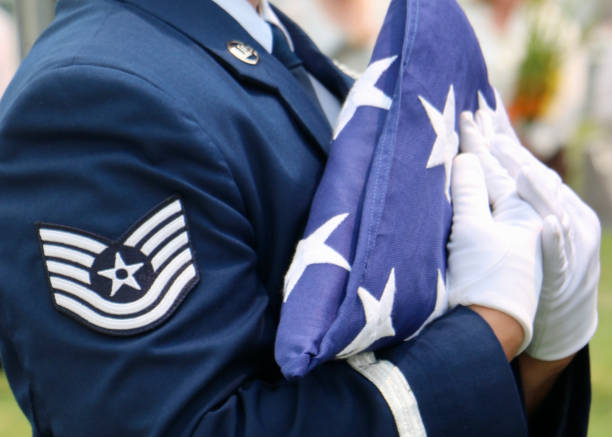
0;0;589;435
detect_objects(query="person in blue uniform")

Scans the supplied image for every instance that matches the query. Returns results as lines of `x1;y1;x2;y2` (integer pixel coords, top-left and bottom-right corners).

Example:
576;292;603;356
0;0;598;435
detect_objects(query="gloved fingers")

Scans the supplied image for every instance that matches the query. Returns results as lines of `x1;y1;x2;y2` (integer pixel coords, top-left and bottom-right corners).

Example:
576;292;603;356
541;215;568;294
515;163;564;219
492;89;518;137
474;109;495;144
477;91;491;118
489;136;546;180
560;184;602;230
478;89;520;140
559;185;601;267
518;165;600;269
460;112;517;210
459;111;488;154
517;165;575;260
488;137;522;178
451;153;491;220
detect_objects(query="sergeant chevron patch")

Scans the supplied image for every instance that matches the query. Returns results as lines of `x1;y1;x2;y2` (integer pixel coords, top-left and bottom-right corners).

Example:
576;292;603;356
37;196;200;335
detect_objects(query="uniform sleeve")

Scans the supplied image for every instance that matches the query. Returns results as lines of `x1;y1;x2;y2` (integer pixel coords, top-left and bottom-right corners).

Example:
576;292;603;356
0;64;527;437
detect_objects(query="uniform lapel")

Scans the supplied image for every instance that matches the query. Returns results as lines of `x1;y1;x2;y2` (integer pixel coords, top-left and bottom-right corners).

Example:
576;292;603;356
119;0;350;156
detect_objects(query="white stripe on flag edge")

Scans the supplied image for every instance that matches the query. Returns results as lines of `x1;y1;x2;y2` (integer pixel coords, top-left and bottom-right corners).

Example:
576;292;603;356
348;352;427;437
43;244;96;268
39;229;107;254
53;264;197;331
124;199;182;248
48;248;193;316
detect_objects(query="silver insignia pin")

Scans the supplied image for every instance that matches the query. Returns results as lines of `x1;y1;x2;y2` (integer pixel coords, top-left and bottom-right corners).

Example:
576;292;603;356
227;40;259;65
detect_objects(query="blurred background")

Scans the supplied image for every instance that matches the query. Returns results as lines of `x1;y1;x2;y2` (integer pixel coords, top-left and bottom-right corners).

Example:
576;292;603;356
0;0;610;435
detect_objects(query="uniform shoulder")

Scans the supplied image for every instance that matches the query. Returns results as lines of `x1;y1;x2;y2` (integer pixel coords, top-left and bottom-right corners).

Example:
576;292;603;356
7;0;216;103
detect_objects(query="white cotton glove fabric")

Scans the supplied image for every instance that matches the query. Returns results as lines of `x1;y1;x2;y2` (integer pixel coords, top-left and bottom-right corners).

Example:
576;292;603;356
474;96;600;360
448;115;543;354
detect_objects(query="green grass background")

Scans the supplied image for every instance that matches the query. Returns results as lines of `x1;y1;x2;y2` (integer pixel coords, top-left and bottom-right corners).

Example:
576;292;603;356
589;230;612;436
1;232;611;436
0;373;29;436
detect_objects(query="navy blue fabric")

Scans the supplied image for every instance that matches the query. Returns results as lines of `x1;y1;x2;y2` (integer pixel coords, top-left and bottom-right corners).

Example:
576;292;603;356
381;307;528;436
0;0;579;436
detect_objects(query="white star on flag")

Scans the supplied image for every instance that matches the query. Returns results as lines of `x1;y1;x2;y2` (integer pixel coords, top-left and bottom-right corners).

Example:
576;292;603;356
333;56;398;139
283;213;351;303
420;85;459;202
97;252;144;297
404;269;449;341
337;268;397;358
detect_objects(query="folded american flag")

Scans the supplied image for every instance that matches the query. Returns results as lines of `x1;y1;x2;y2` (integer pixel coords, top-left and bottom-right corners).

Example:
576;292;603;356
275;0;497;379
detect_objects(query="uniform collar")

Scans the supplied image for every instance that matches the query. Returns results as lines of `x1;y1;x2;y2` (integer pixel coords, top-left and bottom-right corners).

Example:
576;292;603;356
118;0;352;156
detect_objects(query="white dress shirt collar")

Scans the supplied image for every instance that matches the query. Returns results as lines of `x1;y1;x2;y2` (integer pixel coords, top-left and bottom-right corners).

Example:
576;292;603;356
210;0;293;53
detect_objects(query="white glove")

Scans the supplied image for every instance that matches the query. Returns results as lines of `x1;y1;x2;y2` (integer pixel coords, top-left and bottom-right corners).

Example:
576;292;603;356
448;113;543;354
474;97;600;360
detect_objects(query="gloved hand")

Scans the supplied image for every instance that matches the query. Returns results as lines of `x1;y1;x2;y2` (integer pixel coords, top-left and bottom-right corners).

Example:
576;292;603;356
473;96;600;360
447;114;543;354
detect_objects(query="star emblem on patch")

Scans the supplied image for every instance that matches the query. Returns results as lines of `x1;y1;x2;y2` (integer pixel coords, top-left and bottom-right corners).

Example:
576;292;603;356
37;196;200;335
97;252;144;297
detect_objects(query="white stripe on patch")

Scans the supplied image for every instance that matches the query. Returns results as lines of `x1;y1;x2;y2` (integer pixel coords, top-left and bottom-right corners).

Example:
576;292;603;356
151;232;189;271
43;244;96;268
348;352;426;437
124;199;182;248
49;248;192;315
39;229;107;254
140;216;186;256
46;261;91;285
53;264;197;331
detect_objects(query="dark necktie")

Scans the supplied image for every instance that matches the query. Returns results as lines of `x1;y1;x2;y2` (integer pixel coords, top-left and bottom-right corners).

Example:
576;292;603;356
268;23;329;126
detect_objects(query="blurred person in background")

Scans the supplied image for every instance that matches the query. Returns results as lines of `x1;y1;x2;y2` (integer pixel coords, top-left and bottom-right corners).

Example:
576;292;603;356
0;4;19;97
272;0;389;73
588;3;612;132
459;0;589;180
315;0;389;72
581;1;612;226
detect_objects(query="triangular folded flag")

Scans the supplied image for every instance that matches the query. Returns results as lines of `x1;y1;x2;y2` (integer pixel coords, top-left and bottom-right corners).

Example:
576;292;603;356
275;0;497;379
